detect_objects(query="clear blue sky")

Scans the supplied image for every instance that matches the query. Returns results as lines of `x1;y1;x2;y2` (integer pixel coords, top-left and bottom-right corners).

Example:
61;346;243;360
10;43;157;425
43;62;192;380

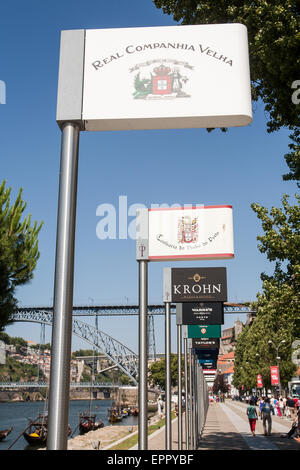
0;0;294;354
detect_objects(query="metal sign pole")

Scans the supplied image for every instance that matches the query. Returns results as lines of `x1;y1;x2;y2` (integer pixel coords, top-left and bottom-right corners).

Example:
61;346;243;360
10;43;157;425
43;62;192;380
196;362;200;447
138;259;148;450
192;354;197;450
47;122;80;450
165;301;172;450
189;347;193;449
177;324;182;450
184;337;189;450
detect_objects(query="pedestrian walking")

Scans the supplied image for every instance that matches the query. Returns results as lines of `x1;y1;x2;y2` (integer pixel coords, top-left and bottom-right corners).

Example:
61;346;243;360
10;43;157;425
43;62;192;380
261;397;273;436
273;397;278;416
279;398;284;418
157;396;164;419
258;397;264;419
283;396;287;415
247;399;258;437
287;397;296;419
270;396;275;415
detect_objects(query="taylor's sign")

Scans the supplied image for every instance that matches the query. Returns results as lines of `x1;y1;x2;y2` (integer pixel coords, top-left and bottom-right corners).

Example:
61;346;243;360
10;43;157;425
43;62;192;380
169;267;227;302
57;24;252;131
177;302;224;325
192;338;220;349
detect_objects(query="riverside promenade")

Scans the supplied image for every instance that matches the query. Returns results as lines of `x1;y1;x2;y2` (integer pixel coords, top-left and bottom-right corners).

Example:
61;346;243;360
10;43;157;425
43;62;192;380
131;400;299;451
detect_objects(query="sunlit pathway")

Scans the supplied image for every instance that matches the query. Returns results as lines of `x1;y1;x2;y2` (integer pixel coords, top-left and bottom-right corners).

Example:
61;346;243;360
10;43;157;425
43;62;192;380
220;402;278;450
198;400;299;451
129;401;299;451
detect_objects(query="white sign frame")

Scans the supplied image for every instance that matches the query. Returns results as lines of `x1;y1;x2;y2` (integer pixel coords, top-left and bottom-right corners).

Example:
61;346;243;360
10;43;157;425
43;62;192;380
57;24;252;131
136;205;234;262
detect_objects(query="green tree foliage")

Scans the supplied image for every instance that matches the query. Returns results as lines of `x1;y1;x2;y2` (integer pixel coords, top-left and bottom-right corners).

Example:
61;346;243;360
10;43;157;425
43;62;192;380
233;195;299;391
72;349;102;358
153;1;300;181
148;354;182;390
154;0;300;391
0;180;43;330
153;0;300;132
0;356;39;382
283;129;300;187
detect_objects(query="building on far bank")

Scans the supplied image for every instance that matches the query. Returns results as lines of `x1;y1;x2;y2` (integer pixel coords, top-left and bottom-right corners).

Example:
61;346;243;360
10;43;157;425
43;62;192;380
0;340;5;365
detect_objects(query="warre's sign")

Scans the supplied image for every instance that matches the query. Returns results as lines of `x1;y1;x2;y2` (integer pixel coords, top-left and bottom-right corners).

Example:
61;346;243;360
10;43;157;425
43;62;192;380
177;302;224;325
57;24;252;131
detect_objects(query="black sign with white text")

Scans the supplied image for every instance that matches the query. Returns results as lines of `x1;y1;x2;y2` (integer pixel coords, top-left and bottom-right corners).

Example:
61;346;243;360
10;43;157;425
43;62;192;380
195;349;219;359
182;302;224;325
171;267;227;302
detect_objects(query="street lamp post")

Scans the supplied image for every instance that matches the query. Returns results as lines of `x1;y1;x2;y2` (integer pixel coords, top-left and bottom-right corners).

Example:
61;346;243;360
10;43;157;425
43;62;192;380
268;340;285;396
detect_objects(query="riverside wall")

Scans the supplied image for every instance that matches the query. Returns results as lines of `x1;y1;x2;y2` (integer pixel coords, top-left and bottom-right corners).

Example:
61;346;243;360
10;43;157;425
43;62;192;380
0;387;159;403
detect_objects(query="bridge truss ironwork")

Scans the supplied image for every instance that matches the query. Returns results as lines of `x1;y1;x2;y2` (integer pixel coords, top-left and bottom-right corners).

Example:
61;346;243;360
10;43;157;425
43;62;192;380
10;310;139;385
10;303;255;385
16;303;255;317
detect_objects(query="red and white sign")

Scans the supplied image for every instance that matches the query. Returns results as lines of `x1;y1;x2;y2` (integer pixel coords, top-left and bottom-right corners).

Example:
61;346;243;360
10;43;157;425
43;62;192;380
270;366;279;386
148;205;234;261
257;374;263;388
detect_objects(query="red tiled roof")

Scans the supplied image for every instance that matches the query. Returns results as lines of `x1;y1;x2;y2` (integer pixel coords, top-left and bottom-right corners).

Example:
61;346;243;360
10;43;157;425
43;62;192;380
219;351;235;360
224;365;234;374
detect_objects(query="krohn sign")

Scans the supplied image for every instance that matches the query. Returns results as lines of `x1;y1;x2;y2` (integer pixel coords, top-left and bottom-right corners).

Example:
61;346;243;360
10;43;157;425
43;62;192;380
57;24;252;131
165;267;227;302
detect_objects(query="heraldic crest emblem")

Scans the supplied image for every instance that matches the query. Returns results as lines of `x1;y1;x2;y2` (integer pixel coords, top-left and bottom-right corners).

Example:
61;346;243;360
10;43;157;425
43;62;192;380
132;60;193;100
178;215;198;244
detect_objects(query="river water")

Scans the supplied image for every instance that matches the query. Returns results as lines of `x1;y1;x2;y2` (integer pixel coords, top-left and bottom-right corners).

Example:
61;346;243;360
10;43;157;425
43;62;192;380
0;399;139;450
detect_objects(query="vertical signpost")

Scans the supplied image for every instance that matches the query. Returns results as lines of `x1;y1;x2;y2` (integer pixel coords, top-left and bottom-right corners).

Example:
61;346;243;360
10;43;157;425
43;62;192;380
50;24;251;449
136;210;149;450
174;267;227;449
184;336;189;450
177;323;182;450
47;123;80;449
162;266;172;449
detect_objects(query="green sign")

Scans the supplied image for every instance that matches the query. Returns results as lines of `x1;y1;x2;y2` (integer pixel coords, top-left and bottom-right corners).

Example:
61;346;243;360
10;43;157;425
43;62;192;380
188;324;221;338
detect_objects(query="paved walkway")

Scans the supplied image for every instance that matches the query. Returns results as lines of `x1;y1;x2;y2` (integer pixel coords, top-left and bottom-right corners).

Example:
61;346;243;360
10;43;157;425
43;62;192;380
131;401;300;451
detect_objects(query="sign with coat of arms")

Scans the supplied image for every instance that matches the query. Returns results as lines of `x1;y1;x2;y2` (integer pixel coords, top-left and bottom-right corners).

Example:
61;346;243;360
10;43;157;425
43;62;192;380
57;24;252;131
132;62;192;100
144;205;234;261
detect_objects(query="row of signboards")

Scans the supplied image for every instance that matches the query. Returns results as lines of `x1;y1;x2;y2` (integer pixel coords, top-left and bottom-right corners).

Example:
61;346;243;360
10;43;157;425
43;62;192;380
163;266;227;372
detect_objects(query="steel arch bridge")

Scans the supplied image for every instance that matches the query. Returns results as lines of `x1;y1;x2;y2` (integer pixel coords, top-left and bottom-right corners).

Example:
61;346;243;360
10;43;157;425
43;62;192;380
10;303;255;386
10;310;139;385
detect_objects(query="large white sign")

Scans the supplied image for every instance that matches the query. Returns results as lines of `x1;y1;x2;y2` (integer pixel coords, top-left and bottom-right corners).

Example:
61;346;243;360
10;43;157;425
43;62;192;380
56;24;252;131
147;205;234;261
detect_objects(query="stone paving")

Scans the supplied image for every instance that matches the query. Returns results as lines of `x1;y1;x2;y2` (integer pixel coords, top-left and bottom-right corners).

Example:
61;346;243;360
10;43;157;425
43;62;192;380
131;400;300;451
